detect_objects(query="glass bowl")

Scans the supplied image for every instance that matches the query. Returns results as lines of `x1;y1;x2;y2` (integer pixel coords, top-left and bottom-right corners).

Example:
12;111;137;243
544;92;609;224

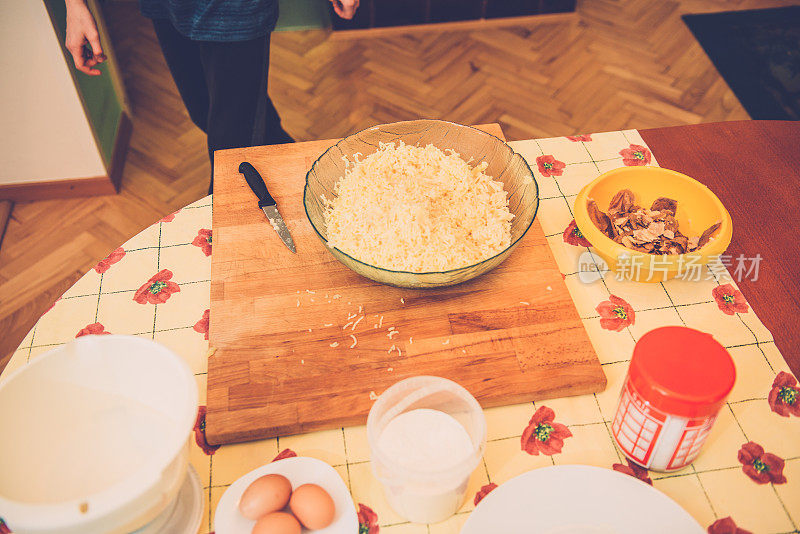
303;120;539;288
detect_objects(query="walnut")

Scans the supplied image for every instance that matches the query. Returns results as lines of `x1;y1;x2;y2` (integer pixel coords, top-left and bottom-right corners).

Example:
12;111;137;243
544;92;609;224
586;190;722;255
697;221;722;249
609;189;636;215
587;198;613;236
651;197;678;214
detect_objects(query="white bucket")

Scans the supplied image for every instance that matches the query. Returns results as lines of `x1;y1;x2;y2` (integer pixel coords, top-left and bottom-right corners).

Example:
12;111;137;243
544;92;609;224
0;335;198;534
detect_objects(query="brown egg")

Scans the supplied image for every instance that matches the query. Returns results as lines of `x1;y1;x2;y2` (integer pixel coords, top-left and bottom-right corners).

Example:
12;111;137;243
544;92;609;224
289;483;336;530
238;474;293;520
251;511;302;534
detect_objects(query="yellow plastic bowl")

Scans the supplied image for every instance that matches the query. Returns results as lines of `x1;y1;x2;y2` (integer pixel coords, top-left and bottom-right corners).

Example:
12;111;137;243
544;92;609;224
574;166;732;282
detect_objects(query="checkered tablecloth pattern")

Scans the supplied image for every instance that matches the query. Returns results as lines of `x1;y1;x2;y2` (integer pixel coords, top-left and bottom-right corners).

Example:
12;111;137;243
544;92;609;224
3;130;798;534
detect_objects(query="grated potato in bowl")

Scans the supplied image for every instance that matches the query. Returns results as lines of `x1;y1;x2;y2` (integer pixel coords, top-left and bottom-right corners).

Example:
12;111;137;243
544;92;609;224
304;119;539;288
322;141;514;273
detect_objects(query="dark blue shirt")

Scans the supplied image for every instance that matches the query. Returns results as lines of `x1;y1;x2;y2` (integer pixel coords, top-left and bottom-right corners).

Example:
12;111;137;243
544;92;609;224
139;0;278;42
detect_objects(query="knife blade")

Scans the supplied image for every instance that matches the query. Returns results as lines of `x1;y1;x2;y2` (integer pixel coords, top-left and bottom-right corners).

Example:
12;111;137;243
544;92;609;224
239;161;297;253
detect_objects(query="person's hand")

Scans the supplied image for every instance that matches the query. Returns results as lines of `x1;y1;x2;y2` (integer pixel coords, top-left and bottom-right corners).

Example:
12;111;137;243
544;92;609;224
331;0;359;20
65;0;106;76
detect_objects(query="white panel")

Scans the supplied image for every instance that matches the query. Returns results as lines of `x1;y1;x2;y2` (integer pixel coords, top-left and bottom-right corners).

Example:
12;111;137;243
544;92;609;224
0;0;106;185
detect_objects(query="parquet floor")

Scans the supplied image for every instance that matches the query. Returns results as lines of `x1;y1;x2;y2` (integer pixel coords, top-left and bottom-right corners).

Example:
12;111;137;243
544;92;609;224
0;0;794;370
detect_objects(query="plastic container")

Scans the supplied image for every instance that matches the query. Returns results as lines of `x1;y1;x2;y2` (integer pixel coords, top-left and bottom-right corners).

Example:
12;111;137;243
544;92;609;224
0;335;198;534
574;166;733;282
612;326;735;472
367;376;486;524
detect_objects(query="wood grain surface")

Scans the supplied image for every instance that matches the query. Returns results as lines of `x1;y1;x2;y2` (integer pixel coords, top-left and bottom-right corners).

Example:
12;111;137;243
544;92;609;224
640;120;800;378
207;124;606;445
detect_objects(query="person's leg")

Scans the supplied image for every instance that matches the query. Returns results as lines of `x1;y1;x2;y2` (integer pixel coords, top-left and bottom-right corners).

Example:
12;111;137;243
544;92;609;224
151;19;210;133
252;37;294;147
198;33;293;192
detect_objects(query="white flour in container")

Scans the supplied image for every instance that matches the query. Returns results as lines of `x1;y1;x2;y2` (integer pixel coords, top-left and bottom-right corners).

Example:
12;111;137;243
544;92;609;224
377;408;475;523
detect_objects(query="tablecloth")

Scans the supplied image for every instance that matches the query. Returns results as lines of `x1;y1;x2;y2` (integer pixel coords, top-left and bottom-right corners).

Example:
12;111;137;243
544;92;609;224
3;130;798;534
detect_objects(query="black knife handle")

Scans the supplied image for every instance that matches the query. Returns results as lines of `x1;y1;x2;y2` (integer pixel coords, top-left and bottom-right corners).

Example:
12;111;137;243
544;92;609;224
239;162;276;208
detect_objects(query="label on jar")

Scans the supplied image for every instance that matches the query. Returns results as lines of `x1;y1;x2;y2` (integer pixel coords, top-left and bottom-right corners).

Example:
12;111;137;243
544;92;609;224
612;379;716;471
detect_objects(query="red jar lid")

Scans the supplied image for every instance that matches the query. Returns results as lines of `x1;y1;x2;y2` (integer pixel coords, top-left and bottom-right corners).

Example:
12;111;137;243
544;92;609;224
629;326;735;418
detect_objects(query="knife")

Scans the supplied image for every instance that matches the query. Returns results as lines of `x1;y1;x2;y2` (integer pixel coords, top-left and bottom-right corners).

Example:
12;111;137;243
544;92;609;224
239;161;297;253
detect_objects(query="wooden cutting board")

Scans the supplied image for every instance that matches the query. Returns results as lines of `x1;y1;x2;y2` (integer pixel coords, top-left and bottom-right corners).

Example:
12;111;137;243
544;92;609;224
207;124;606;445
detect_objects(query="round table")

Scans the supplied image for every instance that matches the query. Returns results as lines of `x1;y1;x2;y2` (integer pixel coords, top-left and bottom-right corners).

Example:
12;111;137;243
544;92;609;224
3;129;798;534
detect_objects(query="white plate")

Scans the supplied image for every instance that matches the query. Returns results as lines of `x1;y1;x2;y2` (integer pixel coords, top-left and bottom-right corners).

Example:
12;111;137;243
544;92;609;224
134;465;203;534
461;465;704;534
214;456;358;534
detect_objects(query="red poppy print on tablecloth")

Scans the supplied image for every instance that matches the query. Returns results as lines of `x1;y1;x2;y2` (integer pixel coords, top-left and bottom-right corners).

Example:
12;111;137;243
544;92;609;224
94;247;125;274
193;309;210;340
159;210;179;223
76;323;111;338
707;517;753;534
272;448;297;462
712;283;749;315
563;219;592;247
620;144;651;166
566;134;592;142
521;405;572;456
737;442;786;485
192;229;212;257
193;406;220;455
596;295;635;332
612;459;652;485
357;503;379;534
474;482;497;506
536;155;566;177
768;371;800;417
133;269;180;305
0;518;10;534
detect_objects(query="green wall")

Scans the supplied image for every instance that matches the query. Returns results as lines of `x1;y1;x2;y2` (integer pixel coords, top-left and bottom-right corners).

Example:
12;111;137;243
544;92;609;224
43;0;123;167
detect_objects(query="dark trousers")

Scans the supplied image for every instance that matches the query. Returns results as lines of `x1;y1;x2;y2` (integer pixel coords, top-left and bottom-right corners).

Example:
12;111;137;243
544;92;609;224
152;19;293;193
